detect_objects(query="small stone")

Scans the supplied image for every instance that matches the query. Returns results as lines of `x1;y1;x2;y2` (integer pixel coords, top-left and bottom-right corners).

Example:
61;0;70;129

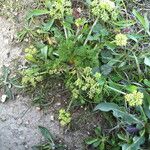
36;107;41;111
1;95;7;103
17;119;23;125
24;38;29;42
50;115;54;121
0;115;7;121
25;121;29;125
55;102;61;106
24;144;29;149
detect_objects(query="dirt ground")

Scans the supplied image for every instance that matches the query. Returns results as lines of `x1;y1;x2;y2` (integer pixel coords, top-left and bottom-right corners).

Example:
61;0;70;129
0;6;87;150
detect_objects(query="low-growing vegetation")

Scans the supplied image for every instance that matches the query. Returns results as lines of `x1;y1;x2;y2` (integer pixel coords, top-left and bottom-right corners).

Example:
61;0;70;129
1;0;150;149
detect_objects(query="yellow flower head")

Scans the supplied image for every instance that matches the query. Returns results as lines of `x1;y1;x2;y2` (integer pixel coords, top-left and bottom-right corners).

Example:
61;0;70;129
115;33;128;46
58;109;71;126
91;0;116;22
125;91;144;107
99;0;115;12
94;72;101;80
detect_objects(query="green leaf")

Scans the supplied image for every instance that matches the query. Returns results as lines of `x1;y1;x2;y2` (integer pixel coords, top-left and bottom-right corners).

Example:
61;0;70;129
122;136;145;150
94;102;119;112
2;65;11;81
144;57;150;67
93;23;108;36
38;126;55;148
125;85;138;92
41;46;48;60
100;64;112;75
133;9;150;35
93;140;101;147
144;79;150;87
117;134;127;142
113;20;135;28
26;9;50;20
127;34;145;43
144;13;150;34
85;138;99;145
101;49;113;63
42;20;54;31
143;91;150;119
94;103;143;125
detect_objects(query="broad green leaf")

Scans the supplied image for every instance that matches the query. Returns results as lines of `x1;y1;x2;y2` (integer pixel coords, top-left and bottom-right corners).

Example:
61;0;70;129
133;9;150;35
143;91;150;119
127;34;138;43
144;79;150;87
100;64;112;75
94;102;119;112
127;34;145;43
94;103;143;125
101;49;113;63
144;57;150;67
125;85;138;92
122;136;145;150
93;23;108;36
41;46;48;60
38;126;55;147
93;140;101;147
26;9;50;20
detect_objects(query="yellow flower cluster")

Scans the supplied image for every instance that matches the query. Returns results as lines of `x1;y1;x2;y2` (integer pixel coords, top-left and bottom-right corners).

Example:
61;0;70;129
75;18;86;27
91;0;117;22
71;67;102;100
24;46;38;63
22;68;43;87
25;45;37;55
99;0;115;11
115;33;128;46
49;0;72;19
125;91;144;107
49;67;64;75
58;109;71;126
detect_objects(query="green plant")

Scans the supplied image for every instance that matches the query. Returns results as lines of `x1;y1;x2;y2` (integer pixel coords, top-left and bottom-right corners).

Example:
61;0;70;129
66;67;105;104
91;0;118;22
32;126;66;150
58;109;71;126
16;0;150;147
94;99;150;149
85;127;108;150
0;66;22;102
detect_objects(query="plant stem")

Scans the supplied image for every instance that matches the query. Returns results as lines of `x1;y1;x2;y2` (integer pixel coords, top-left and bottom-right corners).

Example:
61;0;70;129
67;98;74;111
107;85;126;95
84;16;99;46
63;23;68;39
133;52;142;75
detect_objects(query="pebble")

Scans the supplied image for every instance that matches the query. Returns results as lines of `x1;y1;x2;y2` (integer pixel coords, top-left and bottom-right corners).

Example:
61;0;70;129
0;115;7;122
17;119;23;125
50;115;54;121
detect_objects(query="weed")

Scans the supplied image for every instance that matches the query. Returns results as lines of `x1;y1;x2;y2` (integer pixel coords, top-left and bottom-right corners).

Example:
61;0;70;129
0;65;22;102
8;0;150;148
